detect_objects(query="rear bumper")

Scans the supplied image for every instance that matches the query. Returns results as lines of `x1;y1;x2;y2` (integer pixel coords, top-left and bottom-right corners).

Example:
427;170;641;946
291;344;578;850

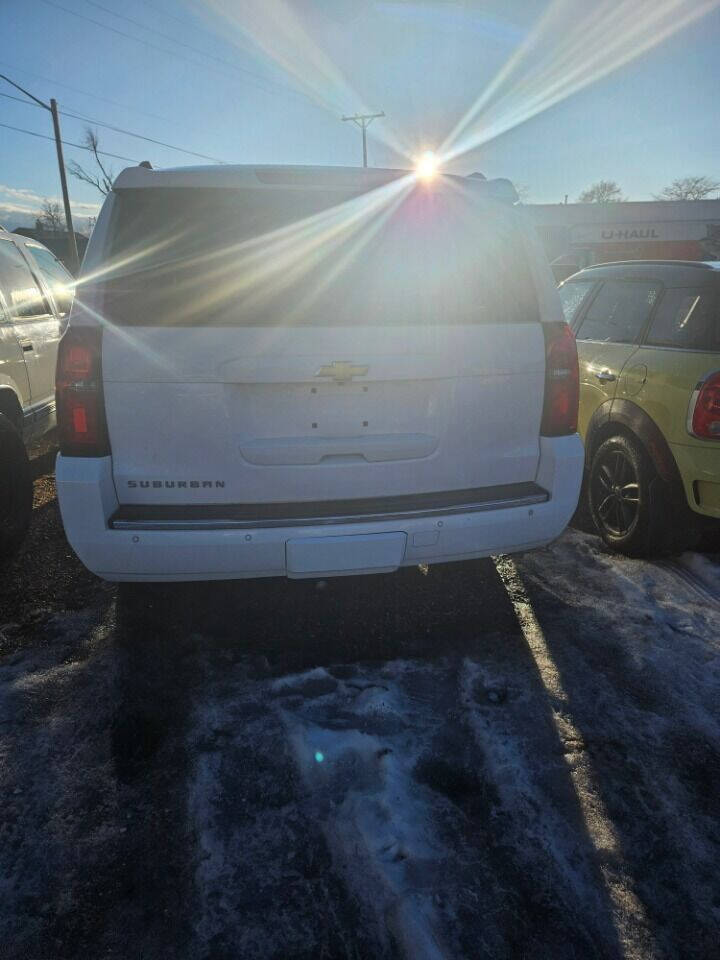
56;435;584;581
670;441;720;520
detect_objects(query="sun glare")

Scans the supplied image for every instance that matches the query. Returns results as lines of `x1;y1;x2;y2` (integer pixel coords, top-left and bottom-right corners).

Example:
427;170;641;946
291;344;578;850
415;151;438;181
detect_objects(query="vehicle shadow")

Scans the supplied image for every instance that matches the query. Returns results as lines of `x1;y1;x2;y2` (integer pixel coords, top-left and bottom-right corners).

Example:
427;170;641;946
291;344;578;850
116;558;519;673
512;563;720;960
27;429;58;481
114;558;627;958
0;498;107;634
29;446;57;482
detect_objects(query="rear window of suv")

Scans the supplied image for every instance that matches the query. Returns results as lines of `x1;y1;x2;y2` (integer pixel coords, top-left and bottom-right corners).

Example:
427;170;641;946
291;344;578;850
98;186;539;327
646;286;719;352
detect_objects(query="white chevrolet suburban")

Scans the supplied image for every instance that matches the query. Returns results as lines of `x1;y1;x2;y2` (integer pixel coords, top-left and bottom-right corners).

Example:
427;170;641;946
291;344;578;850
56;164;583;582
1;227;74;558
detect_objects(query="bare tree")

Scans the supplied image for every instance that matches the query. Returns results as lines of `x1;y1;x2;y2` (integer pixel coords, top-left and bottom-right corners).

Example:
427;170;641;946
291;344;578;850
514;183;531;203
68;128;115;197
654;175;720;201
577;180;625;203
38;198;64;232
85;215;97;236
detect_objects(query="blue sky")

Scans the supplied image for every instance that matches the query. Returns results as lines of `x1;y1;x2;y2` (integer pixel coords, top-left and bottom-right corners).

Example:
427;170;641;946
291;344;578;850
1;0;719;231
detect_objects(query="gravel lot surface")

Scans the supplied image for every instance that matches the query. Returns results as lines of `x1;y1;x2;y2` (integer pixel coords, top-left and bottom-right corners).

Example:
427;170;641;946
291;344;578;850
1;450;718;959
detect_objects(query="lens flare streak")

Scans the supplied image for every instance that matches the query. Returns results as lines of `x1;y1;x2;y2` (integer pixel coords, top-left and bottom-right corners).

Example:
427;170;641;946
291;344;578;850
441;0;720;164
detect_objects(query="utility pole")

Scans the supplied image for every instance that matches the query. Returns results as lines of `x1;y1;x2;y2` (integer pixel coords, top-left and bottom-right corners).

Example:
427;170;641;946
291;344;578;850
49;99;78;273
0;74;80;274
341;112;385;168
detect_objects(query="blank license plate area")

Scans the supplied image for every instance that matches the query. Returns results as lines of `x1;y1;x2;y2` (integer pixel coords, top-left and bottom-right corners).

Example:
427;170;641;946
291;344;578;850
286;532;407;577
233;380;434;438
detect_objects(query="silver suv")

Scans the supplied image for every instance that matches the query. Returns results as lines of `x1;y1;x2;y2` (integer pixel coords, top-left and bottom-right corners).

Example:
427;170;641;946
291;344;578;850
0;227;74;558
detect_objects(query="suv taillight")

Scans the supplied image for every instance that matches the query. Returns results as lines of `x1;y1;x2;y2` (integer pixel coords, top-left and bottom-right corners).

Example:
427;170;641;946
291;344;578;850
56;325;110;456
689;371;720;440
540;322;579;436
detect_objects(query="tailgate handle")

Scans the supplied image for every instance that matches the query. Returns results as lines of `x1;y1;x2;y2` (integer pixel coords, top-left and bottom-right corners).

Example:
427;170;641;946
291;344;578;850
595;370;616;382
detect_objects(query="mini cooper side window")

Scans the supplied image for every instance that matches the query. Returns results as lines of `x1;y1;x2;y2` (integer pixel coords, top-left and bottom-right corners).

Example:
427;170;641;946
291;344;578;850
558;280;595;325
576;280;658;344
646;287;719;352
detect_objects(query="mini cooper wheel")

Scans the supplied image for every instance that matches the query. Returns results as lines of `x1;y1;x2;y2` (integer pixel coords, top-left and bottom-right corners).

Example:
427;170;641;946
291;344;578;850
589;433;672;557
591;439;641;538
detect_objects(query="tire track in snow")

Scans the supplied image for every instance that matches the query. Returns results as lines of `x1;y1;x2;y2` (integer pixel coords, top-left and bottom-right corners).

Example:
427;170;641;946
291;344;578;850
267;655;620;959
503;539;720;958
186;648;608;959
493;555;661;959
273;664;451;960
654;558;720;612
458;656;627;956
186;664;385;960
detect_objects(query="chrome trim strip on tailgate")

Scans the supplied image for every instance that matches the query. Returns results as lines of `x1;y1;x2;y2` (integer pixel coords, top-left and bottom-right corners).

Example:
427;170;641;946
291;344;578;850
110;485;549;531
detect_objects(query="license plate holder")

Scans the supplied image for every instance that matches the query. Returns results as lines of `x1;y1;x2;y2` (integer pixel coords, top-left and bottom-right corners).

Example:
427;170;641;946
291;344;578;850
286;532;407;578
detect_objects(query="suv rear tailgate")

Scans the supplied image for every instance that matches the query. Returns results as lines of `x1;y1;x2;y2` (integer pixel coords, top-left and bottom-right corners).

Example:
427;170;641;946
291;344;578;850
98;178;546;510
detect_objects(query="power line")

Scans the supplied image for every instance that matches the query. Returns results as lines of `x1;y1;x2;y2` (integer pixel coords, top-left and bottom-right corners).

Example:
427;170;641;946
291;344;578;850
40;0;219;69
82;0;277;81
61;110;228;163
0;121;140;163
41;0;327;110
81;0;336;109
0;72;87;270
0;60;174;126
130;0;203;32
1;90;228;163
1;91;43;108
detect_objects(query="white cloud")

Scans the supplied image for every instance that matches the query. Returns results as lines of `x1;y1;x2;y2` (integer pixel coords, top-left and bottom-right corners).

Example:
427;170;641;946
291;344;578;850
0;201;38;215
0;185;45;202
0;183;101;229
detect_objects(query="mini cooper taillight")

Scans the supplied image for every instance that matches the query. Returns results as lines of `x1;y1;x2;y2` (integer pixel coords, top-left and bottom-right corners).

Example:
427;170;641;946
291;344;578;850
540;322;579;436
56;325;110;456
688;370;720;440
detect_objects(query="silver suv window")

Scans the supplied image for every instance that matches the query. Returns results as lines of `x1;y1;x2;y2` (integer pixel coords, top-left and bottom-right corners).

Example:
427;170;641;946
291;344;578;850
25;245;74;316
0;238;49;320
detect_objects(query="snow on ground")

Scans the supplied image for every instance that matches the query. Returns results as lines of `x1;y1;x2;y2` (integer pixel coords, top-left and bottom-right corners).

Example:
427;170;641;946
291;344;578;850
1;529;719;959
183;532;720;959
510;532;720;957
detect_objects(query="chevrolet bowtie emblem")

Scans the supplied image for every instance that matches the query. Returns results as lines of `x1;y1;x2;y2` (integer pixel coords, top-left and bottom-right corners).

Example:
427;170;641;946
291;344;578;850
315;361;369;383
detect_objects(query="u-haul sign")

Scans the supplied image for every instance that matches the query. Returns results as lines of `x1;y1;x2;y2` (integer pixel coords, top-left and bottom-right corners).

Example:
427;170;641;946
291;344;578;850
570;221;716;244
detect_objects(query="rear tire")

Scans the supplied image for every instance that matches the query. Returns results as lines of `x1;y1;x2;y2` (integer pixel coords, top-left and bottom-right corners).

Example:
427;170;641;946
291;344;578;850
588;432;693;558
0;413;33;561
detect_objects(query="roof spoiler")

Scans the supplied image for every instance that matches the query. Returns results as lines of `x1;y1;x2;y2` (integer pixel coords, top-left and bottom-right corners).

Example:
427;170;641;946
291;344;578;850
466;175;519;204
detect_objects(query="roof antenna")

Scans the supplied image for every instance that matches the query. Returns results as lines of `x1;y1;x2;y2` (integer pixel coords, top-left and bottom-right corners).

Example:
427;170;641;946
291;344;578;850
138;160;152;169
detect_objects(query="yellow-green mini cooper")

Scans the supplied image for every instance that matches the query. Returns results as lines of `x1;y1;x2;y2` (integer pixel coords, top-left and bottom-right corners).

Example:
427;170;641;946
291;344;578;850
559;261;720;556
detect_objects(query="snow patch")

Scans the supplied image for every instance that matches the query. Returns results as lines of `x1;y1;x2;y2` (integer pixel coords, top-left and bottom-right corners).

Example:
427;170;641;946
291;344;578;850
276;664;450;959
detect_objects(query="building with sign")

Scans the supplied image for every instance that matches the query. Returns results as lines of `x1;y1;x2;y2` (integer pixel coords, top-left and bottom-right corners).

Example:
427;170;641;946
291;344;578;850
524;198;720;280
